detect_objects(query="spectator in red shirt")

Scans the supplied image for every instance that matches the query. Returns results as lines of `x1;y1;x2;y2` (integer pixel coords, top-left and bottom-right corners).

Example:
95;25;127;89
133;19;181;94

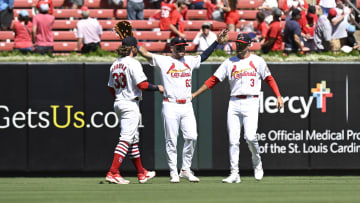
13;10;33;53
255;11;268;44
179;0;188;20
32;2;55;55
221;0;239;31
170;0;185;38
298;5;317;50
203;0;218;20
261;8;283;53
159;0;177;31
36;0;53;15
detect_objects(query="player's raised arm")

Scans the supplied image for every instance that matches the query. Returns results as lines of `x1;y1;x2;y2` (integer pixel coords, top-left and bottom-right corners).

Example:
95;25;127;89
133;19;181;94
138;46;153;63
199;29;229;62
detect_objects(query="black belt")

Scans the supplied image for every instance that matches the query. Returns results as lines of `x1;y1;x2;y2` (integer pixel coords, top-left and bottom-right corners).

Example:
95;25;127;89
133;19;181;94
235;95;258;99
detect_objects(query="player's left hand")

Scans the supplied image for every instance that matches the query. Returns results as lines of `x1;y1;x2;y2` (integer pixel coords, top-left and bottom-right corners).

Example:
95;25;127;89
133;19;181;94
276;96;284;109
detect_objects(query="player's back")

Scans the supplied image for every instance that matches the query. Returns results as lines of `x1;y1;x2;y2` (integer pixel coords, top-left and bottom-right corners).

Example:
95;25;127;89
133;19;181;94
108;56;145;101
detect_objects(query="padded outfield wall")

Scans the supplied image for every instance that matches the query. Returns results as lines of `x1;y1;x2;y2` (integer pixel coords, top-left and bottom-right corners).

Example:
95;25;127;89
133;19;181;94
0;62;359;172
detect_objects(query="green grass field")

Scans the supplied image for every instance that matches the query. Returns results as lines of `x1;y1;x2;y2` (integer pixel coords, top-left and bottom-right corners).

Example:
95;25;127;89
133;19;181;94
0;176;359;203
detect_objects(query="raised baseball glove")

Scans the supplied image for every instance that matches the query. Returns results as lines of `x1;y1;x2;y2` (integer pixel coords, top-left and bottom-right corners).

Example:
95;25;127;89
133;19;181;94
217;29;229;45
114;21;133;40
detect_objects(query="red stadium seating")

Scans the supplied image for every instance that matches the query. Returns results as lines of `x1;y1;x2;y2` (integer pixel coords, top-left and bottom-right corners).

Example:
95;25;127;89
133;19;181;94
187;10;207;19
237;0;262;9
84;0;101;8
54;9;114;18
13;0;34;8
127;20;160;29
53;20;78;29
116;9;208;20
54;42;77;51
14;0;65;8
0;42;14;51
53;31;76;40
0;31;14;41
238;10;258;19
357;0;360;8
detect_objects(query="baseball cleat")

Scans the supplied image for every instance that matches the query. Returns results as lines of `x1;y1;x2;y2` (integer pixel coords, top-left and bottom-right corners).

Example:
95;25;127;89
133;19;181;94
222;173;241;183
138;169;156;184
254;167;264;181
106;172;130;184
179;170;200;182
170;171;180;183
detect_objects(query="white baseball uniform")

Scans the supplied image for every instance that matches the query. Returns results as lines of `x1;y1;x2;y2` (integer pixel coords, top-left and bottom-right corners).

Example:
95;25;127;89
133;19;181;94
108;56;147;144
213;54;271;174
151;54;201;173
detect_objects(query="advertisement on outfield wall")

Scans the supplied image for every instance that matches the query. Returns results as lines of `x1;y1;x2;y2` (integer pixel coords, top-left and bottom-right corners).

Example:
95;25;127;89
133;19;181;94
0;63;359;172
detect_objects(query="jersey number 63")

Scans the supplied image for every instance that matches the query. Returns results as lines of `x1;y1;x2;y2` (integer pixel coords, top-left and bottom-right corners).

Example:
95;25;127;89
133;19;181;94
113;73;127;88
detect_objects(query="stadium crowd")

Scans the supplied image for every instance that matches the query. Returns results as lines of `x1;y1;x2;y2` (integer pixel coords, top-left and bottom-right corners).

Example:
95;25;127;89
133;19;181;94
0;0;359;55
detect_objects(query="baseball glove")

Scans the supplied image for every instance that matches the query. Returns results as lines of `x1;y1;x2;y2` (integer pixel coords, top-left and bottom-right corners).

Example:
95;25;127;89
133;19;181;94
217;29;229;45
114;21;133;40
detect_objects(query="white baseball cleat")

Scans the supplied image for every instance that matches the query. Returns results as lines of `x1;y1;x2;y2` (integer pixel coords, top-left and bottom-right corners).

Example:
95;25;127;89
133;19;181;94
106;172;130;184
170;171;180;183
179;170;200;182
222;173;241;183
254;167;264;181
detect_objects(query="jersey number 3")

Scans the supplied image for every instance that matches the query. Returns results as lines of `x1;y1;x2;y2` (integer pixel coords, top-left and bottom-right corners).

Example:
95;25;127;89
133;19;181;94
113;73;126;88
250;79;254;87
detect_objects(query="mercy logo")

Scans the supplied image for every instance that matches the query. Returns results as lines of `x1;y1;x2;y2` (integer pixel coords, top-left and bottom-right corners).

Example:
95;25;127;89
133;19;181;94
260;80;334;118
311;81;333;112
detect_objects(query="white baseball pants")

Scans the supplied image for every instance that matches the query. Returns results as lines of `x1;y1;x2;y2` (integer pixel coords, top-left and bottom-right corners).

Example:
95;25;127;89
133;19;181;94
227;97;262;174
114;100;140;145
162;101;198;173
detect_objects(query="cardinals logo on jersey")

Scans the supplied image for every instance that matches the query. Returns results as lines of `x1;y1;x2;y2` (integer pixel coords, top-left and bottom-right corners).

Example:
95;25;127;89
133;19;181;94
166;62;191;78
231;63;256;79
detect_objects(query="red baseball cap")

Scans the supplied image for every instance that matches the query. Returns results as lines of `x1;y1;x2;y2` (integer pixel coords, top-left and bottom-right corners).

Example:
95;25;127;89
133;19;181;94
81;6;89;11
328;8;337;18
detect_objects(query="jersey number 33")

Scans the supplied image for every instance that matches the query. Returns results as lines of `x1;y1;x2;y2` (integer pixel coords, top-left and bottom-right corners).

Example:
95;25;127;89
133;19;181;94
113;73;127;88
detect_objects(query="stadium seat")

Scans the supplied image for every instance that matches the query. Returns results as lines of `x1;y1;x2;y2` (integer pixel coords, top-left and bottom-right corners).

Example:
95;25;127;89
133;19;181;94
187;10;207;20
237;0;262;9
53;20;78;29
53;31;77;40
357;0;360;8
0;42;14;51
127;20;160;29
13;0;34;8
54;42;77;51
116;9;207;20
54;9;114;18
14;0;65;8
84;0;101;8
238;10;258;20
0;31;14;41
53;0;65;7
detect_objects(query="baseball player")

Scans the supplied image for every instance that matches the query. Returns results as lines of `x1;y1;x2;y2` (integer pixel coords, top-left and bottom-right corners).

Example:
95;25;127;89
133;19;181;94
192;33;284;183
106;36;164;184
138;30;228;183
